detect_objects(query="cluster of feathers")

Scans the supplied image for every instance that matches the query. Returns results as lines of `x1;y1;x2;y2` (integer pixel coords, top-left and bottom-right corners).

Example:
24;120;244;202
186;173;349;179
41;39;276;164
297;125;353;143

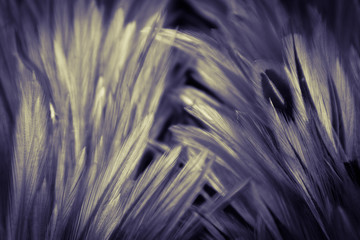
1;0;360;239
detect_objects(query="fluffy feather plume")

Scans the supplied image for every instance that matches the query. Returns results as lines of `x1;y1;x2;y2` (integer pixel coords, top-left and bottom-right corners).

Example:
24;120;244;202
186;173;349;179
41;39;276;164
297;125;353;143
1;0;360;239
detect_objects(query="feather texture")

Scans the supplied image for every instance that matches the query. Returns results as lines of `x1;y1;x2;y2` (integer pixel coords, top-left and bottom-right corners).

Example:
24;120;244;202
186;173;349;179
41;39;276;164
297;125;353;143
1;0;360;239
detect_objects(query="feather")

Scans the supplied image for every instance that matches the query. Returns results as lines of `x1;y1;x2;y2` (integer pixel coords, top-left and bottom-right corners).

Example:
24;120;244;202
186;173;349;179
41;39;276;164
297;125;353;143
1;0;360;239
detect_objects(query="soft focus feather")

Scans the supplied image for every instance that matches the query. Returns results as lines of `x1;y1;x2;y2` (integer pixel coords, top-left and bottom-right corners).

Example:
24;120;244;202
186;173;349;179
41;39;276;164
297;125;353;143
158;0;360;239
1;0;360;239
